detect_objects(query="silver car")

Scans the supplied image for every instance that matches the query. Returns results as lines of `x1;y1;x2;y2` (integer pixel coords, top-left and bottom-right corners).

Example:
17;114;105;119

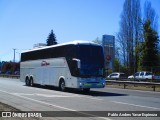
128;71;154;80
107;72;127;80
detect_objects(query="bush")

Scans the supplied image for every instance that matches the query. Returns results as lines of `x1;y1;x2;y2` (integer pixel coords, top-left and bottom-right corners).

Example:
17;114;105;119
1;62;20;74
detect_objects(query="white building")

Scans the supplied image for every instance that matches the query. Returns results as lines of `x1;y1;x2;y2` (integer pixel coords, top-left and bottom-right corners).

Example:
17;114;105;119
33;43;47;48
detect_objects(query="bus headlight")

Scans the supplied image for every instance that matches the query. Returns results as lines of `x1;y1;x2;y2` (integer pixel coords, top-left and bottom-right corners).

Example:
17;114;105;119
79;82;82;87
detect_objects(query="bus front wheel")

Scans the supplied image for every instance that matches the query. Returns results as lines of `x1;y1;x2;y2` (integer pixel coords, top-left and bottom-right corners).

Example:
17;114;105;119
59;79;66;92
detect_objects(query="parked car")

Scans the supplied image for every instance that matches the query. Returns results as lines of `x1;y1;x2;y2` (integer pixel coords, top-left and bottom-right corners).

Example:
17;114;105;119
107;72;127;80
128;75;134;79
5;71;11;75
128;71;154;80
14;71;20;75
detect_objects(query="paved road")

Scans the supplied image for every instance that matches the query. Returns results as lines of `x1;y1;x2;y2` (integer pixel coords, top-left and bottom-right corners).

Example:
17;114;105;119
0;77;160;120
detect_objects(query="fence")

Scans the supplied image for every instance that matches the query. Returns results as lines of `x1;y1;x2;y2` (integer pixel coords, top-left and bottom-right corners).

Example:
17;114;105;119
107;80;160;91
0;74;20;79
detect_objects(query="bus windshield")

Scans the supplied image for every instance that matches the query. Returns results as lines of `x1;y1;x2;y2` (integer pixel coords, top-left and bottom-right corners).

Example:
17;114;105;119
77;45;104;77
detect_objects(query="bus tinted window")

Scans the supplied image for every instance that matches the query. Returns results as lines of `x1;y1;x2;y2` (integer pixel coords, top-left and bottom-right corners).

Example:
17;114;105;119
21;45;77;62
77;45;104;66
76;45;104;77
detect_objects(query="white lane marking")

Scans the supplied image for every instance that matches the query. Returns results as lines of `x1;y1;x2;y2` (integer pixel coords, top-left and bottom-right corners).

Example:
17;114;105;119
112;101;160;110
0;90;76;111
12;93;35;96
12;93;81;98
11;92;102;100
36;94;78;97
0;89;111;120
83;96;103;101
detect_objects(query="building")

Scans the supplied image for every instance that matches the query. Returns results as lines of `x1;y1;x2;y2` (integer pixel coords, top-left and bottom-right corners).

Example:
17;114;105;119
33;43;47;48
102;35;115;71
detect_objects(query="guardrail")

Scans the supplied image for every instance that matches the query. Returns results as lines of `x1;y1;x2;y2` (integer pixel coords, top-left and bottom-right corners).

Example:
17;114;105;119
106;80;160;91
0;74;20;79
107;78;160;82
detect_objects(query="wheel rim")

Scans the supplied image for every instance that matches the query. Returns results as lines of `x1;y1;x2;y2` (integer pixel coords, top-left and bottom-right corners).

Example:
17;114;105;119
30;79;33;86
61;81;65;91
26;79;29;86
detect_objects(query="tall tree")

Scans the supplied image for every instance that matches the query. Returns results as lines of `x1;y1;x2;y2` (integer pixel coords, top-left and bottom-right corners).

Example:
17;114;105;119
139;20;159;71
143;0;158;31
46;30;57;46
117;0;141;73
138;0;159;71
114;47;121;72
133;0;142;73
117;32;127;66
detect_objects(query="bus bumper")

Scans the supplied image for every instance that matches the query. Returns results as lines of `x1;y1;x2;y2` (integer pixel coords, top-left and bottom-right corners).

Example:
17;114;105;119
78;78;105;88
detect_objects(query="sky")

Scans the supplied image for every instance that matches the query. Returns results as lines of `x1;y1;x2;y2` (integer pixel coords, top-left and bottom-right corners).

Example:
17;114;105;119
0;0;160;61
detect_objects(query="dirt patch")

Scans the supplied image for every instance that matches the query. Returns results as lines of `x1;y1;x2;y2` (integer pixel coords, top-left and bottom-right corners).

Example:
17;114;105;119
0;102;20;111
0;102;41;120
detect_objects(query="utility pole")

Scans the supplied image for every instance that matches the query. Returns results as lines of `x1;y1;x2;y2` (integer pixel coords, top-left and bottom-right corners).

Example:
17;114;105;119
13;48;16;62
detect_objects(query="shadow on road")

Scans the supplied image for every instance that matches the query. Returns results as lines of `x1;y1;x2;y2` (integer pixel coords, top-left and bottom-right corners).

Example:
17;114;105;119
24;84;127;97
87;90;127;97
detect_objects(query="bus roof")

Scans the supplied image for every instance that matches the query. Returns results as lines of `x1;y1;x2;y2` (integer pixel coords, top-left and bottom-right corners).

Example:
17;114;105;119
22;40;101;53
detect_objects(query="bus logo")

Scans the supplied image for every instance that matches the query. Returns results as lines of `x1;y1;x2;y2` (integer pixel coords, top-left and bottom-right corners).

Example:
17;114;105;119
41;61;50;66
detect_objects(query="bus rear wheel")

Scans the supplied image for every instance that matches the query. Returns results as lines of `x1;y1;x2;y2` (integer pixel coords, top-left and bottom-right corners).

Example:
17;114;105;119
25;77;30;86
59;79;66;91
30;77;34;87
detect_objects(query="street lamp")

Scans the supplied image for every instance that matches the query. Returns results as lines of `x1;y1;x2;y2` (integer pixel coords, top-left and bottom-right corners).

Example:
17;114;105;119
13;48;16;62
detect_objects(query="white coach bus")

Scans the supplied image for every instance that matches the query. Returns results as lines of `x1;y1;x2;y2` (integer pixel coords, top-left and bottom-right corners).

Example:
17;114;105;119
20;41;105;92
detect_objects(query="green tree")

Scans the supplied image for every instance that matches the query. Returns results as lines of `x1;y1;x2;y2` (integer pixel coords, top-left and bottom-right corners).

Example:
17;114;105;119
139;20;159;71
46;30;57;46
113;58;121;72
1;62;20;74
144;0;158;31
2;62;11;73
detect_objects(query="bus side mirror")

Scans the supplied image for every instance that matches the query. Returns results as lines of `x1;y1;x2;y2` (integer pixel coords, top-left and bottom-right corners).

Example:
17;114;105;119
72;58;81;69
